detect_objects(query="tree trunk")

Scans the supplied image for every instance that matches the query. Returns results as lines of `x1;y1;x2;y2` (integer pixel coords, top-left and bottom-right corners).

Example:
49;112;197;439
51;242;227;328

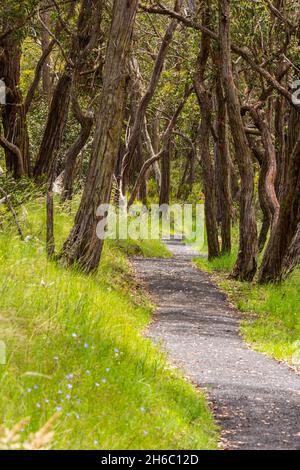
259;107;300;283
159;138;171;205
249;108;280;252
121;0;183;194
219;0;258;280
61;0;139;272
34;73;72;178
0;33;30;177
215;67;232;254
62;96;93;201
34;0;103;179
281;222;300;279
40;9;52;102
194;1;220;260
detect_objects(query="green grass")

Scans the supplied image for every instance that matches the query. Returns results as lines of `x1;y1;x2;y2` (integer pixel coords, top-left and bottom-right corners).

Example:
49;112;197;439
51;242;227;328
0;199;217;450
195;250;300;369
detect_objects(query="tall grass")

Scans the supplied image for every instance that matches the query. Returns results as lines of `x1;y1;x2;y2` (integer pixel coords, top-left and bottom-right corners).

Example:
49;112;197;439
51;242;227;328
0;200;217;450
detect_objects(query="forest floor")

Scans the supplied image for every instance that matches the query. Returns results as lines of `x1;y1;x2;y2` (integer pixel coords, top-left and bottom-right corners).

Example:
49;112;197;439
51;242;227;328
132;240;300;450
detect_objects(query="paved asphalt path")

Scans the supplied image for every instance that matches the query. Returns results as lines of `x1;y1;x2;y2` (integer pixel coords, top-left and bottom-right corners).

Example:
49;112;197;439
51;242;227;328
131;240;300;450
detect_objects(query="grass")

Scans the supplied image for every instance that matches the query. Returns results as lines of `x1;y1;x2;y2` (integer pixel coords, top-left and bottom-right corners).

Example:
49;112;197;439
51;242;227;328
195;248;300;369
0;199;218;450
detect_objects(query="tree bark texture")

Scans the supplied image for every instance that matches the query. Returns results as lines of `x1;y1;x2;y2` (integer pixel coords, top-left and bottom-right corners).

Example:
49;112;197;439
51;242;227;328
61;0;139;272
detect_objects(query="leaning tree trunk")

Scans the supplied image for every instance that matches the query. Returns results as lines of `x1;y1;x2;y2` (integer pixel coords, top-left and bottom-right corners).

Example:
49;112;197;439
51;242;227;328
259;106;300;283
40;8;52;103
34;73;72;178
61;0;139;272
219;0;258;280
121;0;183;194
0;33;30;177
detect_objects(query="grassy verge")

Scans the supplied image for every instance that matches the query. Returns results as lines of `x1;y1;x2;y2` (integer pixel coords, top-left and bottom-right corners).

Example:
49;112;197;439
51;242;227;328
0;199;218;450
195;251;300;370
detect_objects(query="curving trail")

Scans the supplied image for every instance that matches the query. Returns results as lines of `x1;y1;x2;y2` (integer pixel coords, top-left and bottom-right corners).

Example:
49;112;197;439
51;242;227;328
132;240;300;450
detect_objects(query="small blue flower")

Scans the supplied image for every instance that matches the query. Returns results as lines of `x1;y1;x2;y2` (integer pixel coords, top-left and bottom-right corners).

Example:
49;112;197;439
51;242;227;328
86;370;91;375
102;379;107;384
66;394;71;400
56;406;62;412
34;385;38;390
27;388;32;393
76;414;80;420
84;343;89;349
106;368;110;373
44;399;49;404
36;403;41;409
140;406;146;413
94;440;98;445
114;348;119;353
143;430;148;436
95;382;100;387
76;399;81;405
67;384;73;390
66;373;74;380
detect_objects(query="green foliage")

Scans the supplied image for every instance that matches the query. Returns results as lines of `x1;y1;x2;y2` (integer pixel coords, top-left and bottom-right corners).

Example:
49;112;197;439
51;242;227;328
0;201;218;450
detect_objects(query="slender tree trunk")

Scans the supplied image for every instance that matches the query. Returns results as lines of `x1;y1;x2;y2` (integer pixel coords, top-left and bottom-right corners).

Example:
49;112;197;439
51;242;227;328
62;96;93;201
219;0;258;280
281;221;300;279
274;94;286;199
215;67;232;254
196;96;220;260
61;0;139;272
40;9;52;102
151;113;162;193
159;138;171;205
121;0;183;194
194;1;220;260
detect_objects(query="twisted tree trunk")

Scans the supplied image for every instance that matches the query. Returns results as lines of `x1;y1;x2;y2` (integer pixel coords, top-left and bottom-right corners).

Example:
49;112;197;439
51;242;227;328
259;107;300;283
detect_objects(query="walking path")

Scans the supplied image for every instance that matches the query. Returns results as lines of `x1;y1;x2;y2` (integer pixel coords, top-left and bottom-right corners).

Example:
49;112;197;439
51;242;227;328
132;240;300;450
